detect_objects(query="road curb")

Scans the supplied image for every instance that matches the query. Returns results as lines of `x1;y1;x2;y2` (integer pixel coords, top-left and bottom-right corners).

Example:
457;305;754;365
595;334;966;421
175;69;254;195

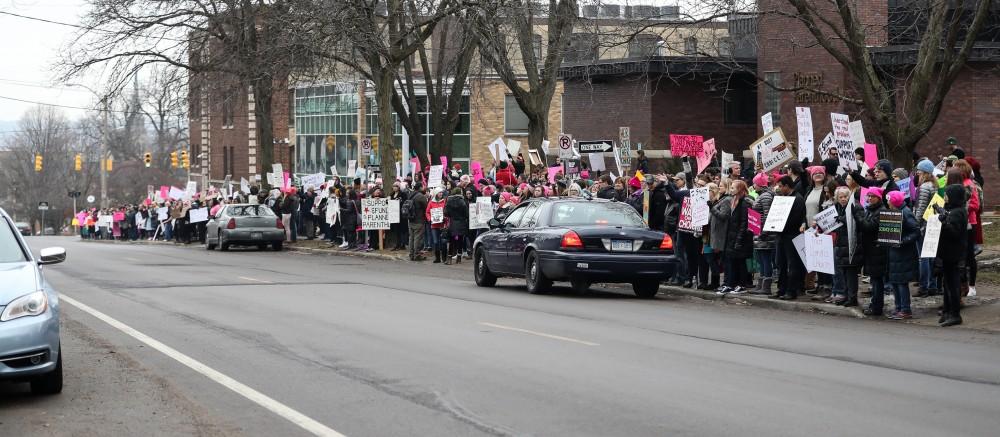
660;286;866;318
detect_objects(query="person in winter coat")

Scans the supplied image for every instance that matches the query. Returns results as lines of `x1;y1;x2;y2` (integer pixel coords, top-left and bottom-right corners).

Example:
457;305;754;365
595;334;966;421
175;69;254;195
832;187;863;306
300;187;317;240
444;188;469;264
857;187;889;315
913;159;939;297
339;190;359;249
426;188;448;263
717;180;753;294
407;184;429;261
665;173;696;287
494;160;517;187
596;175;616;200
935;184;969;327
645;178;668;231
852;159;899;202
953;159;981;297
750;172;777;295
611;179;628;202
772;176;807;300
708;185;731;292
884;191;919;319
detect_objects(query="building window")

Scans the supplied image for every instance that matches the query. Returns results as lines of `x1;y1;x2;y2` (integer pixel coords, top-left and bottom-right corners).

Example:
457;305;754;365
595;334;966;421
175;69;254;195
724;74;757;125
532;34;543;62
628;34;662;58
227;146;235;177
763;71;781;126
684;37;698;55
221;96;234;128
294;84;360;176
719;37;732;57
366;94;473;172
190;84;201;119
564;33;598;62
504;95;530;135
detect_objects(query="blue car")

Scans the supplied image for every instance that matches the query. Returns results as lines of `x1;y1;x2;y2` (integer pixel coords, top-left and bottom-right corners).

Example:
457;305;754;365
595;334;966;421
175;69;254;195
0;207;65;395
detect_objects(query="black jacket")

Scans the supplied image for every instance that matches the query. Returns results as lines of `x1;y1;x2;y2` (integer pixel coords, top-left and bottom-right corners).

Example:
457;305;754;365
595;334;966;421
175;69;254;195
937;184;969;262
857;201;888;277
445;194;469;235
780;193;807;236
596;186;616;200
340;198;358;229
647;183;668;231
725;197;753;257
409;191;429;225
833;202;863;268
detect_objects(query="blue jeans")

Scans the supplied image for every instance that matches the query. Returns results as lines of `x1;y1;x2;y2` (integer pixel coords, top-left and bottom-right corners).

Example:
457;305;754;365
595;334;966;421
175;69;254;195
754;247;774;279
891;282;911;313
290;211;300;241
917;234;938;292
832;265;846;297
430;228;446;251
163;222;173;241
869;275;887;312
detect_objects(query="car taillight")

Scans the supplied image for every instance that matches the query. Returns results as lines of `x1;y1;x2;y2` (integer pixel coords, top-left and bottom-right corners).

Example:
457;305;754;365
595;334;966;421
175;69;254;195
659;234;674;250
561;230;583;249
276;218;284;229
226;218;236;229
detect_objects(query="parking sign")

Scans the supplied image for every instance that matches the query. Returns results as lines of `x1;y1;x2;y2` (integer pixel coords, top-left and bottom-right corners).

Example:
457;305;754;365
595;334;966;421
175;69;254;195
557;133;574;159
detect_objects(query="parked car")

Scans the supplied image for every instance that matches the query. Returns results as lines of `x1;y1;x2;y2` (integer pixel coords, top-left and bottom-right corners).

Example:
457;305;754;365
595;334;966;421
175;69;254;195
13;222;30;236
205;204;285;251
473;198;678;298
0;207;65;395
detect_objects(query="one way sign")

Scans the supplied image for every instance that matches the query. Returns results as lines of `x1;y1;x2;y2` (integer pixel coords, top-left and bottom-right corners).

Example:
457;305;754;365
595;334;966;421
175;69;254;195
577;140;614;153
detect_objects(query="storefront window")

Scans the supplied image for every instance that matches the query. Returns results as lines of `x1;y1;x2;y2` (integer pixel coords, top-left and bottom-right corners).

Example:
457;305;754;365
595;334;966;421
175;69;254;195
294;84;359;176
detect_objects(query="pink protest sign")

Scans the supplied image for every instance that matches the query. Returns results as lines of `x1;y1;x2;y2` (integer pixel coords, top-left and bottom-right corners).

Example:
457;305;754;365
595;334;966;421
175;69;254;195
159;186;169;199
696;138;717;175
748;208;762;236
113;212;125;221
669;134;705;157
547;166;560;184
76;212;87;223
471;161;484;182
410;157;421;174
283;171;291;190
440;156;448;170
864;143;878;169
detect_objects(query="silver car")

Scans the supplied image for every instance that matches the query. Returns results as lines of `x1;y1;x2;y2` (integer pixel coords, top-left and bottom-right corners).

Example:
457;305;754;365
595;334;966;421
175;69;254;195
0;207;65;395
205;204;285;251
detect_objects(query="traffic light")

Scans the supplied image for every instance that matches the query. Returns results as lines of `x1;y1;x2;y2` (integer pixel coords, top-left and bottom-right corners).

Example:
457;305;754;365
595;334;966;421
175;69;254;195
34;154;42;172
74;154;82;172
170;151;178;168
180;150;189;168
106;157;113;172
144;152;152;168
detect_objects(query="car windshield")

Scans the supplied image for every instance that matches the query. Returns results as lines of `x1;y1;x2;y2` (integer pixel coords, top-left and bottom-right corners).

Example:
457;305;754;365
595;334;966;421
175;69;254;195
227;205;275;217
548;201;647;227
0;218;28;263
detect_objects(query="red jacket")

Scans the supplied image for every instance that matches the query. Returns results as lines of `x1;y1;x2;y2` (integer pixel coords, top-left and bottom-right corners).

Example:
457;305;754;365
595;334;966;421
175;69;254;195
426;198;447;229
495;165;516;187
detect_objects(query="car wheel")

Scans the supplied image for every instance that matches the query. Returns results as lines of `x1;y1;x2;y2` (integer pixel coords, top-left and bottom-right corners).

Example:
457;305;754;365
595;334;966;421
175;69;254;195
570;278;590;293
206;236;216;250
220;236;230;251
474;247;497;287
30;347;63;395
525;251;551;295
272;241;283;251
632;280;660;299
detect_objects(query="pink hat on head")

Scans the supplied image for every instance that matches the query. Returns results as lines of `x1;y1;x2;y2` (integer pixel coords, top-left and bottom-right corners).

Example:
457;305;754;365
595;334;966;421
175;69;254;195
752;172;769;188
887;190;905;208
807;166;826;176
500;192;514;203
866;187;884;199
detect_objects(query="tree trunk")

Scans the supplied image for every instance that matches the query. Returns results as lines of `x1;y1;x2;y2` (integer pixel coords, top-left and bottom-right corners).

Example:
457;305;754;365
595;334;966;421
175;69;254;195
254;77;275;184
528;112;548;170
376;70;397;193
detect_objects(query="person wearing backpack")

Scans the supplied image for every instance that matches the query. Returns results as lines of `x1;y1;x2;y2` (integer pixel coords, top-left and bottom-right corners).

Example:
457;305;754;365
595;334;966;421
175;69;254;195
407;184;428;261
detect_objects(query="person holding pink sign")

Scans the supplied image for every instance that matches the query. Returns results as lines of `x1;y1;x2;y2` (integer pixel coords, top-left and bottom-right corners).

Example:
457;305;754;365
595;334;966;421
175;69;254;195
749;172;776;295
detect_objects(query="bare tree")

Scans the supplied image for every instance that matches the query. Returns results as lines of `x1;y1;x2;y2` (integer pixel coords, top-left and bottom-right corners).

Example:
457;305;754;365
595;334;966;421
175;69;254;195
141;66;190;173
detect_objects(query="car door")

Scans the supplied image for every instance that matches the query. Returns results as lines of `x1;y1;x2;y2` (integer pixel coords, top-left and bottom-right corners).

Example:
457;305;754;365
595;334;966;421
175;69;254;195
491;205;528;273
206;207;224;242
505;202;541;274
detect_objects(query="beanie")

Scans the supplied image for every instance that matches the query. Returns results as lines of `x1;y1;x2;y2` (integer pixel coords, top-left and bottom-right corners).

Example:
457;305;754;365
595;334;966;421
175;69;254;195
916;158;935;174
752;172;769;188
887;190;905;209
866;187;884;199
807;166;826;176
876;159;893;177
892;168;909;180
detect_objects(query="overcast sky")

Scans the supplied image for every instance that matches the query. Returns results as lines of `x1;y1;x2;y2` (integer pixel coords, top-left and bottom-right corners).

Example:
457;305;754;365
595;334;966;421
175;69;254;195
0;0;95;127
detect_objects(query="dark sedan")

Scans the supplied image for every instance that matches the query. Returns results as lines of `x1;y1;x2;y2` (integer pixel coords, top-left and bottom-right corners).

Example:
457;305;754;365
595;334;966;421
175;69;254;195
473;198;678;298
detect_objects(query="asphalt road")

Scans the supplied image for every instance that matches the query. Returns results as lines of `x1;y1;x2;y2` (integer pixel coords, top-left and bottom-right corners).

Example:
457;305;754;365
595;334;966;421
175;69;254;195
3;236;1000;436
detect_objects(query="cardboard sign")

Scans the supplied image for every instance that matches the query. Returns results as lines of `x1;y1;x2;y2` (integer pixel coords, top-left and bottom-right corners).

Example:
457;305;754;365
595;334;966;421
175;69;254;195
761;112;774;134
528;149;542;166
750;128;793;172
588;152;606;171
696;138;716;175
430;207;444;224
863;143;879;169
428;165;443;188
189;207;209;223
804;231;835;274
921;215;942;258
877;210;903;245
748;208;762;235
831;113;858;171
669;134;705;157
796;107;814;163
813;205;842;233
923;193;944;221
361;198;391;230
301;173;325;188
763;195;795;232
849;120;866;151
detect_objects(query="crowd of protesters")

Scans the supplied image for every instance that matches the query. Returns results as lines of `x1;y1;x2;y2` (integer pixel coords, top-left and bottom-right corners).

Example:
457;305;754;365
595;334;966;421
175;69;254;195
79;137;982;327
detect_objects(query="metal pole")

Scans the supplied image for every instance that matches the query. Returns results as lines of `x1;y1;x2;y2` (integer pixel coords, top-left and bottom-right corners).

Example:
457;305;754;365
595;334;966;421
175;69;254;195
100;98;109;209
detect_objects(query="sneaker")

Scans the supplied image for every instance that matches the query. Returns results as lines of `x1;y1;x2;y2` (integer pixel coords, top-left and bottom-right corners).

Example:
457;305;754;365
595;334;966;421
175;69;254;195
339;242;349;248
729;286;745;294
889;311;912;320
715;287;730;296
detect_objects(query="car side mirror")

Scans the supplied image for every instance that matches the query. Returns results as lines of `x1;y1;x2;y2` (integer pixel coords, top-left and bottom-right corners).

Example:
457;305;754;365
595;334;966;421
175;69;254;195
488;218;502;229
38;247;66;265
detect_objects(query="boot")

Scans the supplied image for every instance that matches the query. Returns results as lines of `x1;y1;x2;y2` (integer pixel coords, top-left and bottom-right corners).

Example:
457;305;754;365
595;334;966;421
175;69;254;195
751;277;772;295
444;248;453;265
433;247;442;263
454;254;462;264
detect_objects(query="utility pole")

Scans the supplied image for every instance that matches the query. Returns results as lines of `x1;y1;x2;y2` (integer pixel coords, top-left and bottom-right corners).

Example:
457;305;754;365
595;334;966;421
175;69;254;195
100;97;109;209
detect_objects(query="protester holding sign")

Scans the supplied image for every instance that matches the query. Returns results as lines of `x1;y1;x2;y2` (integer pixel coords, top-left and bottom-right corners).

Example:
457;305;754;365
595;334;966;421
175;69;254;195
443;188;470;265
856;188;889;316
913;159;940;297
884;191;919;320
750;172;777;295
935;184;969;327
832;187;864;307
716;181;753;294
772;176;807;300
426;189;448;263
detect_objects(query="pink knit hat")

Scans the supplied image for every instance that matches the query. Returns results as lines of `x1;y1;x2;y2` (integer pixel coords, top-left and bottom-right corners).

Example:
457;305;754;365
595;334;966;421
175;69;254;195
807;166;826;176
752;172;769;188
866;187;884;199
887;190;905;208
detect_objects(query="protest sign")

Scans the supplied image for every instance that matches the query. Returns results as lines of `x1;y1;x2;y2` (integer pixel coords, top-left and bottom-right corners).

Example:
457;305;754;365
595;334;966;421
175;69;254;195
528;149;542;166
541;140;550;156
113;212;125;221
878;210;903;245
696;138;716;175
326;198;340;225
185;181;197;200
471;161;484;183
506;139;521;158
159;185;169;200
189;208;209;223
272;163;283;176
895;179;911;199
813;206;842;233
818;132;835;157
168;186;185;200
923;193;944;221
721;152;734;176
361;198;390;230
863;143;879;169
763;196;795;232
796;107;814;163
330;165;339;177
804;231;835;274
750;128;794;172
156;207;168;221
477;197;494;222
430;207;444;224
408;157;420;175
301;173;325;188
761;112;774;133
388;199;400;224
690;187;710;227
831;113;859;171
547;166;560;184
283;171;291;190
240;178;250;194
470;197;494;229
677;197;697;233
792;233;807;264
748;208;762;235
588;152;606;171
849;120;866;151
669;134;704;157
921;215;942;258
428;165;443;188
348;160;357;179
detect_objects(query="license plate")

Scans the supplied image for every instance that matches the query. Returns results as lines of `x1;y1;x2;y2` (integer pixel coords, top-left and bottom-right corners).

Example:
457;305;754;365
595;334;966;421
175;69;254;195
611;239;632;252
250;232;262;240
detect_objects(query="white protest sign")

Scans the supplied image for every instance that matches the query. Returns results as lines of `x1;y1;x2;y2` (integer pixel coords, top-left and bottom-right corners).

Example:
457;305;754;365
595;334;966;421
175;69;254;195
156;207;168;221
796;107;814;163
831;113;858;171
470;197;494;230
330;165;339;177
301;173;325;188
751;127;793;172
185;181;198;200
388;199;400;224
804;231;835;274
326;198;340;225
347;160;357;179
819;132;835;159
428;165;443;188
921;215;942;258
690;187;710;227
792;233;807;264
813;205;842;233
849;120;866;151
272;163;283;176
588;152;606;171
168;186;185;200
541;140;550;156
761;112;774;134
491;137;509;161
430;207;444;224
240;178;250;194
557;133;574;159
763;195;795;232
721;152;734;177
189;207;209;223
506;139;521;158
361;198;390;230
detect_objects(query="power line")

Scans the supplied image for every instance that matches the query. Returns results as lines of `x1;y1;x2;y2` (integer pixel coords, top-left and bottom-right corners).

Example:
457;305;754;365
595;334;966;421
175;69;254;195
0;10;187;42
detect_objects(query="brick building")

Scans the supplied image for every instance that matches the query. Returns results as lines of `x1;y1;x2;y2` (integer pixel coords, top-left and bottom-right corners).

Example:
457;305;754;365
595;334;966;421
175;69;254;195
756;0;1000;206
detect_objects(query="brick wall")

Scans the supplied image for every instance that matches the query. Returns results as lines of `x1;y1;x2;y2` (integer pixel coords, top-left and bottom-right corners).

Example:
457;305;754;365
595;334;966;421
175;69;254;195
469;79;563;166
650;78;757;156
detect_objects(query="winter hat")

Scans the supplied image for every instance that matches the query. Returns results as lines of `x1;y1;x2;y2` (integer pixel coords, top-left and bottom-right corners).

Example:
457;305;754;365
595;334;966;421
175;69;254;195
822;158;839;176
628;176;642;189
875;159;893;176
866;187;884;200
807;166;826;176
915;159;935;174
952;148;966;159
945;184;967;208
892;168;909;180
887;191;905;209
500;192;514;203
752;172;769;188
